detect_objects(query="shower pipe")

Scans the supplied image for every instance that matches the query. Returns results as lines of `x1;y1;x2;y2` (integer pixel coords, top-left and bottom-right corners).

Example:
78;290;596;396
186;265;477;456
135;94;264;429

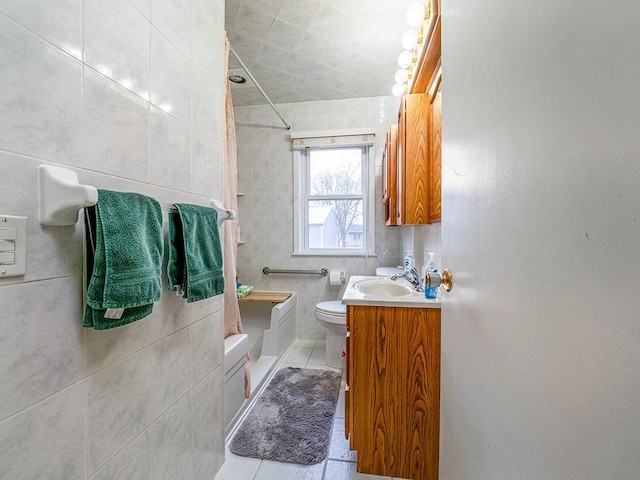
262;266;328;276
229;44;292;131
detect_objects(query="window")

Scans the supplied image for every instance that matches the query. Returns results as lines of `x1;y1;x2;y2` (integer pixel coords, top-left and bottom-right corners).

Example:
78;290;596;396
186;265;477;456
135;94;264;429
293;131;376;256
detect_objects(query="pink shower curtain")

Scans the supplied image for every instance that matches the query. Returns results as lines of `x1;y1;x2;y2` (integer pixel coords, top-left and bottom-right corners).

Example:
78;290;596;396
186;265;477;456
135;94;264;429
223;36;250;398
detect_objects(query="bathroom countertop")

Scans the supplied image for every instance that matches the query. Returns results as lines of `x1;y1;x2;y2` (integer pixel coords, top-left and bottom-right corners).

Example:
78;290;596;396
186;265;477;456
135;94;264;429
341;276;441;309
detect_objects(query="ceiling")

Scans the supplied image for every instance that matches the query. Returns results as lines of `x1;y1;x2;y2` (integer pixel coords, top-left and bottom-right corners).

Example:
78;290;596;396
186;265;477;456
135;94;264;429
225;0;419;107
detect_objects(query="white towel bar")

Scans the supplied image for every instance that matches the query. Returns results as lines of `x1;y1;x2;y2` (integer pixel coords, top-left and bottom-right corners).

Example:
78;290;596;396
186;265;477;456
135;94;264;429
37;165;236;226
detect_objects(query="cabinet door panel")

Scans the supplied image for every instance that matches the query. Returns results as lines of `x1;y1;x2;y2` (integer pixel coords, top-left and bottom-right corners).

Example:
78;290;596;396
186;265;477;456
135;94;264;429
398;93;430;225
396;97;406;224
429;90;442;223
384;125;399;226
397;308;441;480
350;306;400;476
348;305;441;479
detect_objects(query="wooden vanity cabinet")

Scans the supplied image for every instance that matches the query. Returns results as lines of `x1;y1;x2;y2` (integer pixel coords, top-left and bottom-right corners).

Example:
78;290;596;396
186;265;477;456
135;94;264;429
345;305;441;480
382;125;398;226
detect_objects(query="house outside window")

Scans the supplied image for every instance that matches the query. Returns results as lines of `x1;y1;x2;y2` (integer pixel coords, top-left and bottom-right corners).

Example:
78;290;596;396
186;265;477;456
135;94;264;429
293;131;376;256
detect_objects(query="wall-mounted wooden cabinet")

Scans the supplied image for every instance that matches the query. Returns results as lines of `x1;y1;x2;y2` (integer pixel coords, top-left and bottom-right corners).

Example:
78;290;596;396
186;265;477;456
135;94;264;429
382;0;441;226
345;305;441;480
382;125;398;226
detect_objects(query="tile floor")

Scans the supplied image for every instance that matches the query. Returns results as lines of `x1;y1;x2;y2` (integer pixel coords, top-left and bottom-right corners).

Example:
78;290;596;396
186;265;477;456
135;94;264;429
213;339;404;480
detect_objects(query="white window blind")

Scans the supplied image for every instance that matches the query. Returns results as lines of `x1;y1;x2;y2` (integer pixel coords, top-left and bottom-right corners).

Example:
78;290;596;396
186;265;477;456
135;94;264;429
291;131;375;149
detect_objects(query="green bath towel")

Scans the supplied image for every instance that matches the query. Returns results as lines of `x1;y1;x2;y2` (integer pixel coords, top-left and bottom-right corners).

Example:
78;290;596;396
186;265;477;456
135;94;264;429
167;204;225;303
84;190;163;329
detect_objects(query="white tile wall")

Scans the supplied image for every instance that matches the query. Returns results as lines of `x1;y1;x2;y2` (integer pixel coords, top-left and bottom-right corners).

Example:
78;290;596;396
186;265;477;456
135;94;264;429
191;366;224;445
0;0;82;59
84;0;151;99
87;349;154;475
149;106;193;190
127;0;151;19
0;0;226;478
234;97;404;339
0;16;82;164
191;0;223;75
149;393;196;480
83;68;150;180
150;26;192;122
90;432;153;480
399;223;442;277
150;0;192;58
0;382;86;479
191;310;224;383
0;277;84;421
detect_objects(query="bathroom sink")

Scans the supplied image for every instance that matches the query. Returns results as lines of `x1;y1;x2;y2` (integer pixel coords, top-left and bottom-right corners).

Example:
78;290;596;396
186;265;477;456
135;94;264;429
343;276;440;308
352;278;412;297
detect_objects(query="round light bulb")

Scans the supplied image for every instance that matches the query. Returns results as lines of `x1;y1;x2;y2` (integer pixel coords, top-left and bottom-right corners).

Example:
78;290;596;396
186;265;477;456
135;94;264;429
394;68;409;85
398;51;413;69
406;3;425;28
402;30;418;51
392;84;405;97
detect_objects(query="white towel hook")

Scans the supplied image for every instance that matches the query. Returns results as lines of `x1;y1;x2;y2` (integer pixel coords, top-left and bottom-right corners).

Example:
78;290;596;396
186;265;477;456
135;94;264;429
37;165;98;226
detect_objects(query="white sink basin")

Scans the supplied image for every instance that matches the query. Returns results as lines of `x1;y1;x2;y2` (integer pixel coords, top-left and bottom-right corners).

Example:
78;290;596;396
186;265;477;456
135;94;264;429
352;278;412;297
342;276;440;309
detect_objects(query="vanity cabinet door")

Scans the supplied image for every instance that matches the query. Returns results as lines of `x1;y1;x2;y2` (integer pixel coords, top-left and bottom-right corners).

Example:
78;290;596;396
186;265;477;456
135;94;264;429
349;305;399;472
395;307;441;480
347;304;441;480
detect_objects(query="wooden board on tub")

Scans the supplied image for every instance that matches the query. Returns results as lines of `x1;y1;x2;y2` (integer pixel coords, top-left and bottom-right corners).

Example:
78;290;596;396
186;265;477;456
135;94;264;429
238;291;292;304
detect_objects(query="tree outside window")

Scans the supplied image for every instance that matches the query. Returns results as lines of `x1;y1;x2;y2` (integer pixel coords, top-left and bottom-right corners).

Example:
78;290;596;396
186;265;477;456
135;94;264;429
309;148;363;248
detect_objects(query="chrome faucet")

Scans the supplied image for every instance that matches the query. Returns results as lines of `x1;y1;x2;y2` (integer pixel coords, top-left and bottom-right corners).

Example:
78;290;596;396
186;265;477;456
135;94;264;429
391;266;423;292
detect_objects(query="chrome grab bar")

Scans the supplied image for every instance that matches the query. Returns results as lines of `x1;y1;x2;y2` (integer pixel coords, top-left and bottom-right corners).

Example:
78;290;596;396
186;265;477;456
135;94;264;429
262;266;328;276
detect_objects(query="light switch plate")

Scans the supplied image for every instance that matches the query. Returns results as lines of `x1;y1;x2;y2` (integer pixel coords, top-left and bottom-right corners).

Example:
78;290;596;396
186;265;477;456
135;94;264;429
0;215;26;277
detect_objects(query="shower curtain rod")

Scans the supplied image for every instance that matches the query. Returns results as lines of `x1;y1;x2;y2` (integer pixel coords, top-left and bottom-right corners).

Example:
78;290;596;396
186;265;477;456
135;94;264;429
229;44;292;131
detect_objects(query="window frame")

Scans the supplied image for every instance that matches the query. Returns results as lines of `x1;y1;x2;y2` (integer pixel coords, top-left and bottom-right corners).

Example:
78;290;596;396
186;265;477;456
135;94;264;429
293;132;376;257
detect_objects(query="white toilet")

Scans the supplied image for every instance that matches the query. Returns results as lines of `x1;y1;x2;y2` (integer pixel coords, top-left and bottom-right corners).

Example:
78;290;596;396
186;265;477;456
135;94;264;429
314;267;403;368
314;300;347;368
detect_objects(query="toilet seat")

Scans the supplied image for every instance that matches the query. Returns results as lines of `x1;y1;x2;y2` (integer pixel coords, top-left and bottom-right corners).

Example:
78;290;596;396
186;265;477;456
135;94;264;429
315;300;346;325
316;300;346;315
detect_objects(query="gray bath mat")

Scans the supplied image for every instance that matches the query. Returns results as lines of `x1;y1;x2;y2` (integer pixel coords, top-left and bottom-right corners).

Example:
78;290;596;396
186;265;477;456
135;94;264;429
229;367;342;465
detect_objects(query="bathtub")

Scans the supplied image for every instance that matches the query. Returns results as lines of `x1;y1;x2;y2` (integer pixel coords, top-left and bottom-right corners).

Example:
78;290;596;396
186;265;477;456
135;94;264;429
223;333;248;430
223;291;297;432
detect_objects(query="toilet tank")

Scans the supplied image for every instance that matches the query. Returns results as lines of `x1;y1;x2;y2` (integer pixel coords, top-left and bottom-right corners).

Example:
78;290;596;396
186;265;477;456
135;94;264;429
375;266;404;277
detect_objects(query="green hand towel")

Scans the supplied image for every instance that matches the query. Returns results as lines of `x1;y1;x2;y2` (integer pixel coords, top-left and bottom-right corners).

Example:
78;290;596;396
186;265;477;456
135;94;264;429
84;190;163;329
167;204;225;303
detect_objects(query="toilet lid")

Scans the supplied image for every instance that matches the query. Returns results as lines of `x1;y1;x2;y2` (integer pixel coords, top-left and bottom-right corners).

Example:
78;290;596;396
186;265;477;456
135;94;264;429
316;300;346;316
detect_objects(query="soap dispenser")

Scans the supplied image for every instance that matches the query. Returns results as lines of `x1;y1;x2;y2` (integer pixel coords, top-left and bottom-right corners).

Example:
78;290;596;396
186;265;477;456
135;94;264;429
403;250;414;275
424;252;438;299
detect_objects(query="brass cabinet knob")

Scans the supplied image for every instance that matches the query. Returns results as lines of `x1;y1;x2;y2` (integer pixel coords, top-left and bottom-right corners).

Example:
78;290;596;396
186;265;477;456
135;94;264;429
425;269;453;292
